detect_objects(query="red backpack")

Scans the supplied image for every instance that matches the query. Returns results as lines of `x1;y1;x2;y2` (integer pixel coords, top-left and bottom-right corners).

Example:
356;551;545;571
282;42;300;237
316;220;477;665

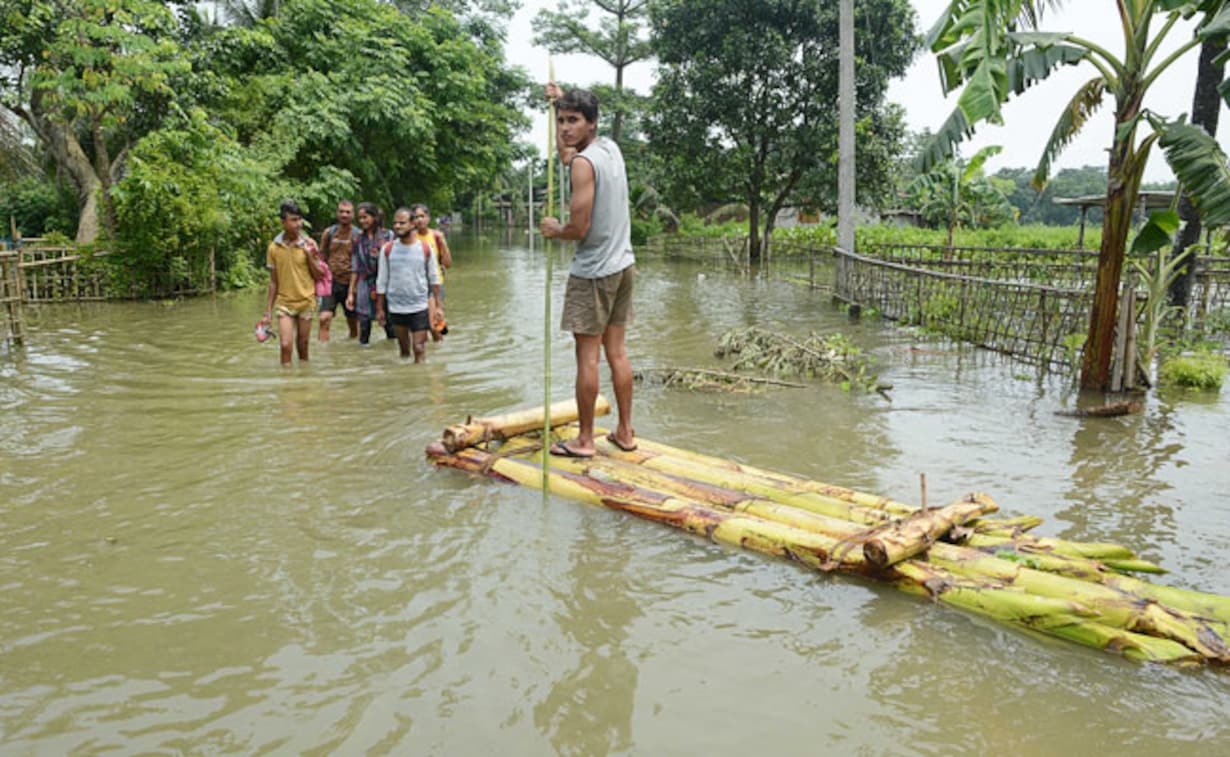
382;238;432;265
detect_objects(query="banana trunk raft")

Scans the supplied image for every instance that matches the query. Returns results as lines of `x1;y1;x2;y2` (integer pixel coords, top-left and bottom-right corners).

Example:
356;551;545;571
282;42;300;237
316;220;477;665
426;400;1230;666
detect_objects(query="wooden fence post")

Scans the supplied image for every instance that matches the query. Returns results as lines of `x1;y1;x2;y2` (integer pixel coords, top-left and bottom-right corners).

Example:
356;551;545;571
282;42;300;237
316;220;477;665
1;249;25;347
1110;282;1132;392
1124;284;1139;390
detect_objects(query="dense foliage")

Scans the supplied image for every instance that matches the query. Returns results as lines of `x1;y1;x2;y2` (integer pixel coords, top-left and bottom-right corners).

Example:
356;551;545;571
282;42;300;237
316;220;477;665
1159;350;1227;390
993;165;1108;226
771;223;1101;253
1;0;528;290
0;0;188;242
534;0;653;145
647;0;916;260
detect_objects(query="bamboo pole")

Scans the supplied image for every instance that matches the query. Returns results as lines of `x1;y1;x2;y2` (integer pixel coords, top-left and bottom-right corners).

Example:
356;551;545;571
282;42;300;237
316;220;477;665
542;57;557;503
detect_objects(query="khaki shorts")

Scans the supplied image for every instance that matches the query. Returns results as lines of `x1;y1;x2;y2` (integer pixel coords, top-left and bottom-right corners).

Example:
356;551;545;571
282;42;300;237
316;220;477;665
561;265;635;335
276;303;318;320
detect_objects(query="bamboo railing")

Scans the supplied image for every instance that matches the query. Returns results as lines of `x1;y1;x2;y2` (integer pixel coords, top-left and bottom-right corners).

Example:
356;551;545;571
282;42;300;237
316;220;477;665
17;241;111;302
1;248;24;347
642;233;1230;370
5;238;218;306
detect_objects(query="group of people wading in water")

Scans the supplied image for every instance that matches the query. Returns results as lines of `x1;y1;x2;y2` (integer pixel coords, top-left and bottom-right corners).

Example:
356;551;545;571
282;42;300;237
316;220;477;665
262;83;638;457
262;200;451;363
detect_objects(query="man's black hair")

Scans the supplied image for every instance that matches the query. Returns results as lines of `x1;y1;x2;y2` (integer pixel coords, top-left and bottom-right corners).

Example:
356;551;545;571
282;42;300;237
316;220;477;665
279;200;303;219
557;89;599;124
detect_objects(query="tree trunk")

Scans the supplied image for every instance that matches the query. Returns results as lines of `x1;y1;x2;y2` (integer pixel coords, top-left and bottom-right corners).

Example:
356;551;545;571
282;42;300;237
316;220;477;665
1081;122;1144;390
14;94;104;244
748;198;762;263
762;215;775;261
1168;39;1225;309
612;63;625;146
91;117;117;240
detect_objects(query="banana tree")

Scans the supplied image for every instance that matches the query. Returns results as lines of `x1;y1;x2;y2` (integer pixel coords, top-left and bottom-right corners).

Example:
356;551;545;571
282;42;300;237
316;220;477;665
921;0;1230;390
907;145;1016;249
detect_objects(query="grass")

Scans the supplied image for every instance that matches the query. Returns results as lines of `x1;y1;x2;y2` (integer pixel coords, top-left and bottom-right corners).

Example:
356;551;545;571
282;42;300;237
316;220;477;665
1158;351;1227;390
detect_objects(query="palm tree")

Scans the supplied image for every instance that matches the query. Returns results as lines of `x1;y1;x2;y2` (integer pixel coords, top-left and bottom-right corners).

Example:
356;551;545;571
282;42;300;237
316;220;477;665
217;0;282;28
921;1;1230;391
0;112;36;182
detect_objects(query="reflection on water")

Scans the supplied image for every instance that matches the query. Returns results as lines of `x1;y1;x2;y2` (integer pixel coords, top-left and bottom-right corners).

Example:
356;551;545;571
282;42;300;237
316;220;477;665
2;232;1229;753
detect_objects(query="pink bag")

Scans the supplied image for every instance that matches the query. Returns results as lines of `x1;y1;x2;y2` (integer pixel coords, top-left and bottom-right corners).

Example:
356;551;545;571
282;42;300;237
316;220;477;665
314;257;332;297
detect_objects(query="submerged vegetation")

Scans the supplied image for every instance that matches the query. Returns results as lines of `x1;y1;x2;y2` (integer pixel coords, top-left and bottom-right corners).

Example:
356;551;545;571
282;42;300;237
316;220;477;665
633;367;806;394
715;327;878;391
1159;350;1227;390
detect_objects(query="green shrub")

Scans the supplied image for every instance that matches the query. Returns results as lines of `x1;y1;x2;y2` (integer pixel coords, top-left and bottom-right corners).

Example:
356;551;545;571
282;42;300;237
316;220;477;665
922;292;960;323
853;223;1098;250
1159;351;1227;389
112;109;284;294
0;177;78;238
631;216;663;246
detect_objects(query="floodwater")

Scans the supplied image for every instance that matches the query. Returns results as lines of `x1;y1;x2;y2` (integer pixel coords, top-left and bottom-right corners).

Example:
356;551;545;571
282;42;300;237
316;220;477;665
2;231;1229;755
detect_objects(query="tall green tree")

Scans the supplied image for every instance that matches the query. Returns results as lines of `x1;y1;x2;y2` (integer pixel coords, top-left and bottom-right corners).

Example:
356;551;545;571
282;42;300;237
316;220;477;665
0;0;188;243
648;0;916;261
921;0;1230;391
993;164;1109;226
534;0;654;145
200;0;527;221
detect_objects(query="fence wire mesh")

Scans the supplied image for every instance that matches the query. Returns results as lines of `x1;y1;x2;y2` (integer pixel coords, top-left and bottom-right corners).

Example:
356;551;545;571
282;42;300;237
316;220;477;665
642;235;1230;370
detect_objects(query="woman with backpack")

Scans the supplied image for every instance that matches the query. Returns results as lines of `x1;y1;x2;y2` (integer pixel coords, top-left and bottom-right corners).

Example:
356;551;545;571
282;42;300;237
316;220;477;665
346;202;395;345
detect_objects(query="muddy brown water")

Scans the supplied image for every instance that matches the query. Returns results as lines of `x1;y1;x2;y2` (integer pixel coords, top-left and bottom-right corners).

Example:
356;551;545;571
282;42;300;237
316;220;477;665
2;232;1229;754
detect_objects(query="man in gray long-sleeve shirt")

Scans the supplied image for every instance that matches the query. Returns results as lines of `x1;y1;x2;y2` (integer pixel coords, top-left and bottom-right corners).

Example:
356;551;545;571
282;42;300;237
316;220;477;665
540;84;637;458
376;207;441;362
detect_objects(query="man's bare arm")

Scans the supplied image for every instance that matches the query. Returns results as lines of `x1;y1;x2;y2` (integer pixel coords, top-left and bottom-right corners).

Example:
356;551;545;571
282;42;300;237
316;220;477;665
540;157;593;241
306;241;325;282
266;269;278;317
436;233;452;269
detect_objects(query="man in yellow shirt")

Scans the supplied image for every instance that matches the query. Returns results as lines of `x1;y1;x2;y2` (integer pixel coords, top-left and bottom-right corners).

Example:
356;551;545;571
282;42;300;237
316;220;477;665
411;203;452;341
264;200;325;365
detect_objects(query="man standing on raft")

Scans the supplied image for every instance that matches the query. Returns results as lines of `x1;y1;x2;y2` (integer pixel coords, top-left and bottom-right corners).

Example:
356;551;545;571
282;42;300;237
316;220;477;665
540;83;637;458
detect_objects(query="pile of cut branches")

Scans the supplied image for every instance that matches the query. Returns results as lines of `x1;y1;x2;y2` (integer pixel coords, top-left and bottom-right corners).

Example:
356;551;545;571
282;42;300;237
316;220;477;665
634;367;805;394
715;326;878;390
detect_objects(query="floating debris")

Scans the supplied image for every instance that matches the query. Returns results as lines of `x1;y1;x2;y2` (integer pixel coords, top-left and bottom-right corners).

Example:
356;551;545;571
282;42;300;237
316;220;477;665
634;367;806;393
716;326;878;390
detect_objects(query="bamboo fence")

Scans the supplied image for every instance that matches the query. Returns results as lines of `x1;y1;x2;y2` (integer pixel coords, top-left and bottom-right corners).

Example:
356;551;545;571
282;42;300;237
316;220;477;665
17;241;111;302
5;239;217;306
1;248;24;346
642;234;1230;368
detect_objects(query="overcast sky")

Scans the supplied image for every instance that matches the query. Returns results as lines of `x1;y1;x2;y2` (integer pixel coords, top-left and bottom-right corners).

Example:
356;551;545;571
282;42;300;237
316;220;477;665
506;0;1230;183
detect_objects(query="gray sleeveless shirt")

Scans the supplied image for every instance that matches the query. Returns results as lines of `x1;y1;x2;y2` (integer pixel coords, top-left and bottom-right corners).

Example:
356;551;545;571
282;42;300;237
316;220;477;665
570;137;635;279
